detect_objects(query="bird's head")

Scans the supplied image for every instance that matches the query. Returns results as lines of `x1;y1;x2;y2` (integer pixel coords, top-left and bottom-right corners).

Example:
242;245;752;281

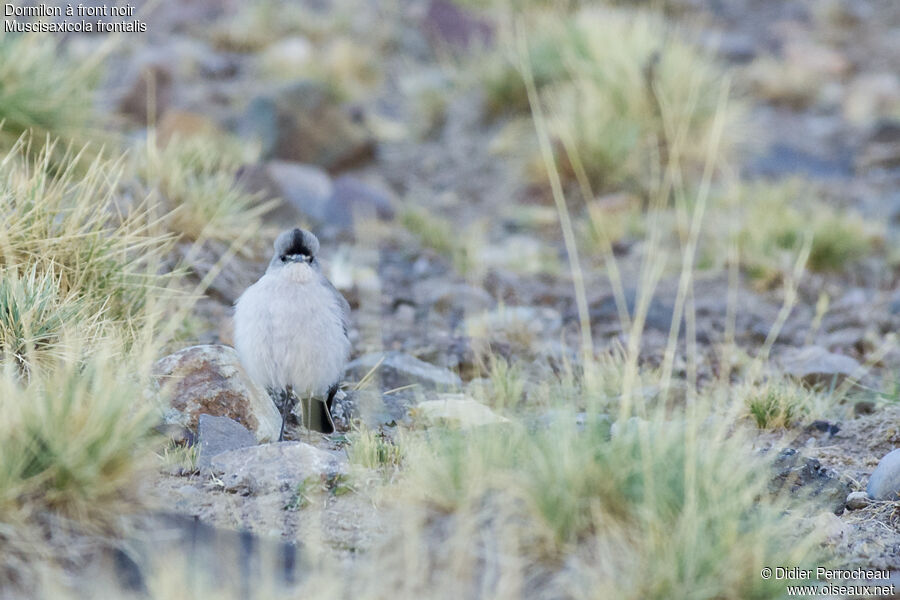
268;228;320;275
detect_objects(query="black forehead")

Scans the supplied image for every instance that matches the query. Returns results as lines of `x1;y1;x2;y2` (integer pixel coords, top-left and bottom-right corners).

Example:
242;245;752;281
282;229;310;255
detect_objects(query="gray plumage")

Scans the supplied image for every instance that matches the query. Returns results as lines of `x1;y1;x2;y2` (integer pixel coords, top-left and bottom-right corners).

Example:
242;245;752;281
234;228;350;437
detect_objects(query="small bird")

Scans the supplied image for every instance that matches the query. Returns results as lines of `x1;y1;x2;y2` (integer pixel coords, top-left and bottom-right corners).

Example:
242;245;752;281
234;228;351;440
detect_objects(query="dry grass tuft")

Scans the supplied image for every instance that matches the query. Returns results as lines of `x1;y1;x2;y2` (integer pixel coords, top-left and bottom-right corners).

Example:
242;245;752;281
136;133;272;250
476;7;744;193
0;35;102;159
0;137;178;345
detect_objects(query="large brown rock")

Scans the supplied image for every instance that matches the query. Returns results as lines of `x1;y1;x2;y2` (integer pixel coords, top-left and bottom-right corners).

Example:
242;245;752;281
153;345;280;442
237;81;375;171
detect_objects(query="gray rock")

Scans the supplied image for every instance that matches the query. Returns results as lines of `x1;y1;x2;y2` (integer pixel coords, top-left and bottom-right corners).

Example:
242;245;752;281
413;394;509;428
236;80;374;171
822;327;866;352
589;289;681;334
197;414;257;469
209;442;345;495
152;345;281;442
709;32;757;64
867;448;900;501
331;175;395;222
268;161;334;222
421;0;493;50
782;346;861;385
748;143;853;180
236;165;393;237
770;448;850;514
857;119;900;171
845;491;870;510
414;281;495;314
853;400;876;416
345;351;462;391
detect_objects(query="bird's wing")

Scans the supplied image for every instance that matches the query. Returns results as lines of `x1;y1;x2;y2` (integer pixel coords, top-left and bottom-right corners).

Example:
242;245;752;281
324;278;352;337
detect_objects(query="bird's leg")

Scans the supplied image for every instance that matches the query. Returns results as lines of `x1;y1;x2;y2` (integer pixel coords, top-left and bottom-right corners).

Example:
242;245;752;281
305;394;312;443
323;383;339;433
278;385;294;442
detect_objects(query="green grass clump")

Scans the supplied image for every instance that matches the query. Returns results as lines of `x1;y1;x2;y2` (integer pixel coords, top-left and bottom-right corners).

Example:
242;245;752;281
739;378;840;429
745;382;802;429
0;139;177;342
400;409;818;597
0;35;99;157
0;343;156;521
0;266;101;373
478;7;742;193
137;133;271;249
726;180;880;286
346;425;403;471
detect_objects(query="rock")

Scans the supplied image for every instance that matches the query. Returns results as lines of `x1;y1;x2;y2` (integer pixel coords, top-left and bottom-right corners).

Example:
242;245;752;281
782;40;851;80
589;289;679;333
236;80;375;171
156;110;223;147
354;388;416;427
857;119;900;171
237;166;394;236
421;0;492;50
197;414;257;469
808;420;841;436
866;448;900;501
208;441;344;494
749;143;853;179
153;345;281;442
781;346;861;385
770;448;850;514
267;161;333;223
846;491;870;510
413;394;509;428
822;327;866;352
414;281;495;314
394;303;417;327
118;63;173;124
345;351;462;391
853;400;876;416
328;389;354;431
466;306;563;341
843;73;900;125
330;175;395;222
236;161;330;227
710;32;757;64
258;36;314;79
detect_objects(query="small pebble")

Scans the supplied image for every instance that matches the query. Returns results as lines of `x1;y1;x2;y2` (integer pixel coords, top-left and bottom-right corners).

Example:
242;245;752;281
846;491;870;510
854;400;876;416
